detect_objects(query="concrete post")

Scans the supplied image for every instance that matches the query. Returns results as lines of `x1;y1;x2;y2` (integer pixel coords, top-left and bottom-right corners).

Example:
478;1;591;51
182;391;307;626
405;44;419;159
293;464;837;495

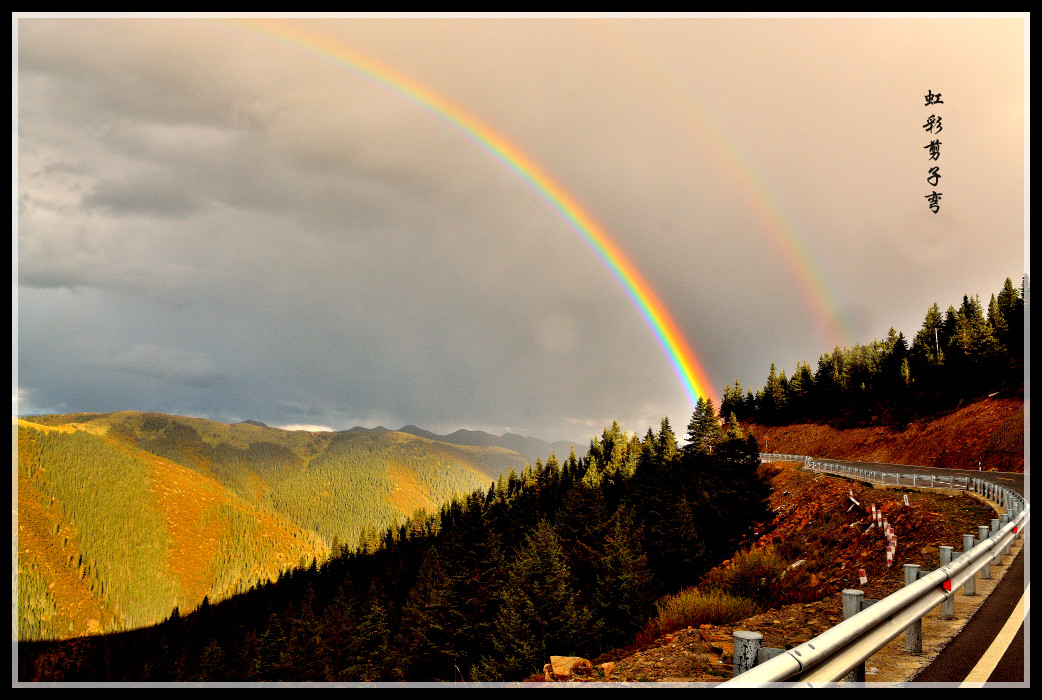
842;590;866;682
1001;515;1013;555
991;519;1003;567
733;631;762;676
979;526;992;579
963;534;977;595
904;564;922;653
939;546;955;619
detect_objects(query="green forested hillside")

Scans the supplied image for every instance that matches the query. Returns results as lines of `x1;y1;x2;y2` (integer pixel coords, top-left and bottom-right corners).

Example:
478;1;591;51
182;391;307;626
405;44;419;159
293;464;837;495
18;424;176;638
16;413;529;642
265;429;520;548
16;421;328;641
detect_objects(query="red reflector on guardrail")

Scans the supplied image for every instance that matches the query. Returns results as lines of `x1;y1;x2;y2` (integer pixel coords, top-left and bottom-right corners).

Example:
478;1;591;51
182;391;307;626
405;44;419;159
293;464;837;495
942;579;952;592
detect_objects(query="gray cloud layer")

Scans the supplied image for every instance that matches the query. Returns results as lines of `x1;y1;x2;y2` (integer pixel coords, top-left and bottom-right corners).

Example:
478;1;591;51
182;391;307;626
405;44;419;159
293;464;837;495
16;15;1026;442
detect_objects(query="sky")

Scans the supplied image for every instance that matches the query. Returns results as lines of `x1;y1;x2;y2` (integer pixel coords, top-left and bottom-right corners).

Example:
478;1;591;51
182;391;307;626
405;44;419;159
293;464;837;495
14;14;1027;444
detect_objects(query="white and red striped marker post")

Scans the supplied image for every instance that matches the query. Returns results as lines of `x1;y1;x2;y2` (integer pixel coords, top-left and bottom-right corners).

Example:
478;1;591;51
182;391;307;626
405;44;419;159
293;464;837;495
859;568;868;585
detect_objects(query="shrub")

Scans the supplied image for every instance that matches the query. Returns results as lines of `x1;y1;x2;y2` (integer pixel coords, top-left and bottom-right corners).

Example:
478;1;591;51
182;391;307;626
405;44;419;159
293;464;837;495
700;545;818;607
636;589;760;644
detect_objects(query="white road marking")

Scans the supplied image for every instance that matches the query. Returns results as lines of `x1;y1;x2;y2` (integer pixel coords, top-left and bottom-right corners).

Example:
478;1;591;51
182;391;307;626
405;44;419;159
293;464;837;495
960;582;1029;686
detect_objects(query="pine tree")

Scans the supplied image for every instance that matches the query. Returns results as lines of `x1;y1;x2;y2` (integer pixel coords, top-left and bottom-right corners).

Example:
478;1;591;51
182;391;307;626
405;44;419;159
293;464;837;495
725;412;744;440
478;521;591;680
720;381;744;421
655;417;679;464
592;508;655;649
286;584;325;680
761;363;786;421
345;583;400;681
555;478;610;605
696;433;773;560
913;303;945;364
396;546;457;681
254;614;289;681
988;293;1008;345
317;581;359;682
196;639;227;681
685;397;724;456
437;511;508;678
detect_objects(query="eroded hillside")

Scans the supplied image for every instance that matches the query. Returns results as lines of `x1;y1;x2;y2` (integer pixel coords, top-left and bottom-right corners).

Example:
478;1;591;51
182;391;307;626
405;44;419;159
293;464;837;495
748;396;1024;472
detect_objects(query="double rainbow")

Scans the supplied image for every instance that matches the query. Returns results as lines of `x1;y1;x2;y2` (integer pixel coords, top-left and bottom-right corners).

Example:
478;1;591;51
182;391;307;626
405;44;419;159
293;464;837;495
234;18;716;408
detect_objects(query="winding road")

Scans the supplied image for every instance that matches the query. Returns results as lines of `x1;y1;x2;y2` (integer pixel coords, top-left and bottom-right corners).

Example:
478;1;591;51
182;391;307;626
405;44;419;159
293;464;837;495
816;458;1028;685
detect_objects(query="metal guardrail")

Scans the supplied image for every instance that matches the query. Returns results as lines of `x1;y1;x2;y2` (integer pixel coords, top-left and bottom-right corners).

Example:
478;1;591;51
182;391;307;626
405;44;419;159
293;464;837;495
719;454;1029;687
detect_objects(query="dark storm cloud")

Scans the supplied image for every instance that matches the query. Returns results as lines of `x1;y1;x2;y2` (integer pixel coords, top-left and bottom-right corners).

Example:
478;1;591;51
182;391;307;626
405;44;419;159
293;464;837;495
92;345;223;388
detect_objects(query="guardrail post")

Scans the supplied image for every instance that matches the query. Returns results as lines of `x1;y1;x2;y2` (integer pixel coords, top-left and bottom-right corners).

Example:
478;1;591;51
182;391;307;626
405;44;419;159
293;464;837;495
939;546;955;619
962;534;977;595
978;526;992;579
1001;514;1013;555
991;519;1003;568
903;564;923;653
842;589;867;682
733;631;762;676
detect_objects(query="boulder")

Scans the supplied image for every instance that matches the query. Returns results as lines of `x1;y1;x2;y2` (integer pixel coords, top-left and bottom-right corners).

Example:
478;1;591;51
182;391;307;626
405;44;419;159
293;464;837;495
548;656;592;680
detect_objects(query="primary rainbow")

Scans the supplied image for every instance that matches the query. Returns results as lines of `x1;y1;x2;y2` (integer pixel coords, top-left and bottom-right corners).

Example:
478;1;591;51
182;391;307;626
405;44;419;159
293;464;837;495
234;18;715;408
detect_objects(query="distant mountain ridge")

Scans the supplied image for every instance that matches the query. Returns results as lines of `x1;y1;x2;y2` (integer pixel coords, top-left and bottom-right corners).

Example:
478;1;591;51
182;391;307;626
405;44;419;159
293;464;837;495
396;424;585;464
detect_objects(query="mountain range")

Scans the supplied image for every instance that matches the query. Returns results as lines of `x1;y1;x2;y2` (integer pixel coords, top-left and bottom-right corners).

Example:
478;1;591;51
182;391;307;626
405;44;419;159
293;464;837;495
396;424;584;464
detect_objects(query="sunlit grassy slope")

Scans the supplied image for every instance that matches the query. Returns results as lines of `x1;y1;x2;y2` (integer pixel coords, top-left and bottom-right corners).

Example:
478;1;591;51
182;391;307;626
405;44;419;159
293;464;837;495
16;412;530;641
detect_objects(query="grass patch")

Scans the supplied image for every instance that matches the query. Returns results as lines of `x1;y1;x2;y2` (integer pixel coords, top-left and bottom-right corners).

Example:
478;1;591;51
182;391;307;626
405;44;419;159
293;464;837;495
637;589;760;645
700;545;819;606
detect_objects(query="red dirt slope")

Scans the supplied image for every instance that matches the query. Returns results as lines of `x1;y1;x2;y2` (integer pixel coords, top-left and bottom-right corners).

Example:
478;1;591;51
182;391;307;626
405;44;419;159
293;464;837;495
748;396;1024;473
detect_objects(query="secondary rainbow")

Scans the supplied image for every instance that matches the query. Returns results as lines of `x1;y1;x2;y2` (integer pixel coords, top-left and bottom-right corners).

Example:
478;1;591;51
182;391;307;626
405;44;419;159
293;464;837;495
596;23;856;347
234;18;715;408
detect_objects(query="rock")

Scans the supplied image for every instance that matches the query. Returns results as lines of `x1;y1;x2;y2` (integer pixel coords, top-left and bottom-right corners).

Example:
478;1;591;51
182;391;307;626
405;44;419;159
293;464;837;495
548;656;592;680
543;664;555;682
599;662;616;681
710;641;733;656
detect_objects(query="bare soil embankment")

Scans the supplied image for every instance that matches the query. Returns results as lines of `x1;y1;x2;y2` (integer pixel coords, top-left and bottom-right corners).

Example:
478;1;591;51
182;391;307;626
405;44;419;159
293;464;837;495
749;396;1024;472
